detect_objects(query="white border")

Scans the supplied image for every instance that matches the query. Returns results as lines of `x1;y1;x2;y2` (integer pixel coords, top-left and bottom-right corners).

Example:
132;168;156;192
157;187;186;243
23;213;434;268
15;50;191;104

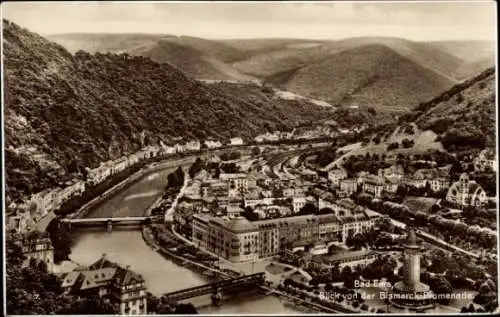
1;0;498;316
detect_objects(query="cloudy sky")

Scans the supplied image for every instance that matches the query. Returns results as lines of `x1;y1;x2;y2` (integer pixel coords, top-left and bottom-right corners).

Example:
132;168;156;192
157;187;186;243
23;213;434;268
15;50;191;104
2;1;496;41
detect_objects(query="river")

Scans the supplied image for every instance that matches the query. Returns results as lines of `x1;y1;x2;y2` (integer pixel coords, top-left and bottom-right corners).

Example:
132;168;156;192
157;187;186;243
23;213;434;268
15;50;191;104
68;164;302;314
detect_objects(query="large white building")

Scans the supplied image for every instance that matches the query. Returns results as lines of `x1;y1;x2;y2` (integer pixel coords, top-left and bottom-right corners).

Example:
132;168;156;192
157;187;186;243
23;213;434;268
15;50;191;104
219;173;248;192
328;168;348;187
446;173;488;207
474;149;496;172
192;204;379;263
230;137;244;146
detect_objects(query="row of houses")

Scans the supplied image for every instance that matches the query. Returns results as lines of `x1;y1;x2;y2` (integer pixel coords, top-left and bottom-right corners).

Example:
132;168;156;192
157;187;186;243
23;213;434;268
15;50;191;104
327;164;489;208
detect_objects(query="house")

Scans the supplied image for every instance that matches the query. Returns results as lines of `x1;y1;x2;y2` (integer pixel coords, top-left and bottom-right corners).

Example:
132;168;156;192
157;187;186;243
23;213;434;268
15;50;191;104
87;162;113;186
230;137;244;146
301;169;318;181
384;178;399;195
112;157;129;174
338;178;358;197
446;173;487;207
204;139;222;149
474;148;496;172
185;140;201;152
226;206;243;218
175;143;186;153
7;209;31;233
220;173;248;192
328;168;348;186
405;168;450;192
283;187;305;198
378;165;404;183
60;254;147;315
315;249;377;269
21;232;54;272
200;180;228;198
362;175;385;198
329;198;360;217
316;189;337;211
59;181;86;205
164;145;177;154
28;188;62;216
292;197;307;213
254;132;279;143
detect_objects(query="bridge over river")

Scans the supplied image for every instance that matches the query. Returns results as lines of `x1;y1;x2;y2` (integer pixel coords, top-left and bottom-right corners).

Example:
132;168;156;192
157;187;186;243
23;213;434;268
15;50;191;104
60;216;152;232
162;273;266;306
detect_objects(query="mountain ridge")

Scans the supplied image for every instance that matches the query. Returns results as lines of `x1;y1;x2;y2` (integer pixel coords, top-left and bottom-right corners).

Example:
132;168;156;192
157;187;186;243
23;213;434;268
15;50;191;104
268;43;455;113
3;19;336;201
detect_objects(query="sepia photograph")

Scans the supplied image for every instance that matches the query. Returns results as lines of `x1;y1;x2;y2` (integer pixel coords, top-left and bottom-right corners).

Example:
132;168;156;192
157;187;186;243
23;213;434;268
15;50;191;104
1;0;498;315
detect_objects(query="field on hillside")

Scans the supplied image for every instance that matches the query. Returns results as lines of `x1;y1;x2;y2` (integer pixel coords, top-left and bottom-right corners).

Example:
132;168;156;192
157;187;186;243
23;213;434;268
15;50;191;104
325;124;445;171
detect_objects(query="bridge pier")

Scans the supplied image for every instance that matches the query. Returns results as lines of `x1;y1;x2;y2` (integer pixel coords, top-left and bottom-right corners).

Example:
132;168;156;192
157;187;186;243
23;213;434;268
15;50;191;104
107;220;113;233
211;287;222;306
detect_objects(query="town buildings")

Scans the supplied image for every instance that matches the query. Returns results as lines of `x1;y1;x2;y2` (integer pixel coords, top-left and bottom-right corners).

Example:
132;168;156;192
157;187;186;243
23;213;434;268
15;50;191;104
60;255;148;315
204;139;222;149
292;197;307;213
191;203;379;263
310;249;377;269
403;168;450;192
338;178;358;197
230;137;244;146
474;148;496;172
378;165;405;183
362;175;386;198
219;173;249;193
185;140;201;152
21;233;55;273
446;173;488;207
328;168;348;187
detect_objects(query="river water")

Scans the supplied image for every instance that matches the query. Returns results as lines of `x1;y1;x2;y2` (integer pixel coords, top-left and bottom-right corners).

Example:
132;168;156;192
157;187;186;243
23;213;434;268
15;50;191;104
69;165;301;314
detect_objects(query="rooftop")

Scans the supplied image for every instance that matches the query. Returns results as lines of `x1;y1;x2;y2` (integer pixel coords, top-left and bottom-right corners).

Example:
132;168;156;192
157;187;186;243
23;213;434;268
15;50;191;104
321;249;376;263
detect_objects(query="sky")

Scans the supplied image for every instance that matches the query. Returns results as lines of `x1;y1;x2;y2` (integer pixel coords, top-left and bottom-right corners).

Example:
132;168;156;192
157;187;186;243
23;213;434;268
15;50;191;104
1;1;497;41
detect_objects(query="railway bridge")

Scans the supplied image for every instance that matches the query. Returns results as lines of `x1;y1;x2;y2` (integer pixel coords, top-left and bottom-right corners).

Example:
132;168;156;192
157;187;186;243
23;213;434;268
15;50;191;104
162;272;266;306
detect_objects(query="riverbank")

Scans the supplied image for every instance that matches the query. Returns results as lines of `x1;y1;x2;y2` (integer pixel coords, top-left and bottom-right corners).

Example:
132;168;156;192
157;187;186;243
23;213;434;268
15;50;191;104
137;165;353;313
144;223;352;313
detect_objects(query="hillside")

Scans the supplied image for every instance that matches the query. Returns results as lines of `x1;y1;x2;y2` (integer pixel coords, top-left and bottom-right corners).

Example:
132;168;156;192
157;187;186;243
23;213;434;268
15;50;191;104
428;40;495;63
49;33;253;81
47;33;168;54
411;67;496;152
269;44;454;113
49;34;493;104
3;19;334;201
232;37;478;82
126;38;254;81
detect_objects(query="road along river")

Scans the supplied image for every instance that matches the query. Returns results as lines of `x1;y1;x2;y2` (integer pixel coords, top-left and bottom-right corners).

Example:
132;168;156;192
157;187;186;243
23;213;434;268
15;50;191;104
68;161;302;314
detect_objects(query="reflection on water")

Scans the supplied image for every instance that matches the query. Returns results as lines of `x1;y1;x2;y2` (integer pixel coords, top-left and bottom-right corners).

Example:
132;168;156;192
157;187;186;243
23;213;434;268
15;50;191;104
124;190;159;201
70;229;207;296
70;163;303;313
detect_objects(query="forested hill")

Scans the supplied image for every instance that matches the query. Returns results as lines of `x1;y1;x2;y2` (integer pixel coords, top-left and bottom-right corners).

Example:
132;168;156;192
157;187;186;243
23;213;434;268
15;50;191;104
3;19;334;201
400;67;496;152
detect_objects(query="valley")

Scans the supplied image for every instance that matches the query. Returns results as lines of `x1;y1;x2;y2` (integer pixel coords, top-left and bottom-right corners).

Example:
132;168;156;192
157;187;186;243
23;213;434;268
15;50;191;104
3;3;497;316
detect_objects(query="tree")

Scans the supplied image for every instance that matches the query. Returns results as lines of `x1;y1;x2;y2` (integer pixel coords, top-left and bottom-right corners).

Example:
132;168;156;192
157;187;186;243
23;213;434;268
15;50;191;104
57;296;117;314
430;276;454;304
251;147;261;156
387;142;399;151
47;219;72;264
297;203;317;215
173;303;198;314
401;139;414;148
188;158;204;178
